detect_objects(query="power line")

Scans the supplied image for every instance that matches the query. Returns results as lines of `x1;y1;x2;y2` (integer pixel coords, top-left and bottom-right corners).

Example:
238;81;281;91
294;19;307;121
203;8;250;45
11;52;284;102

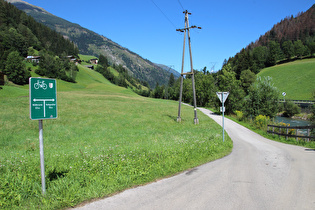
177;0;185;11
176;10;201;125
150;0;177;29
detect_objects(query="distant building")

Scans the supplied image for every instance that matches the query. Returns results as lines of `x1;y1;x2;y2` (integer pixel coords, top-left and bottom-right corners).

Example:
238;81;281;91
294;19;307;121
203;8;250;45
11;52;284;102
26;56;41;63
90;58;98;65
67;55;81;65
85;65;94;70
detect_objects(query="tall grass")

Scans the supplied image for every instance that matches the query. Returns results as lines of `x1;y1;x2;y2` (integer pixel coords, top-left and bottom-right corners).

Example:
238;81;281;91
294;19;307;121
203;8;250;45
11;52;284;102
0;66;232;209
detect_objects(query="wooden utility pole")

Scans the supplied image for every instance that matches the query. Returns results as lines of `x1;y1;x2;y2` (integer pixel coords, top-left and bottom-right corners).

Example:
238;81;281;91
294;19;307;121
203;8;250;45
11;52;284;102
176;10;201;124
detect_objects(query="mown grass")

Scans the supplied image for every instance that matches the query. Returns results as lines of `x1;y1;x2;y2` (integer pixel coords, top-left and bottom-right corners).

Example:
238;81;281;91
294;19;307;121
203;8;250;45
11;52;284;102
258;58;315;100
0;65;232;209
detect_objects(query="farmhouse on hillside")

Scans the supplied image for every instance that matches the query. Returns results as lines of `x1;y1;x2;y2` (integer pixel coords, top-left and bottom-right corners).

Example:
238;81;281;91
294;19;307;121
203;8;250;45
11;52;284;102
90;58;98;65
67;55;81;65
26;56;41;63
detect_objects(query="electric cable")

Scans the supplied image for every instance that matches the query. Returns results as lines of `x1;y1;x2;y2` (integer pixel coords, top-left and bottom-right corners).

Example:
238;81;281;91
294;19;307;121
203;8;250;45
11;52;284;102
150;0;178;29
177;0;185;11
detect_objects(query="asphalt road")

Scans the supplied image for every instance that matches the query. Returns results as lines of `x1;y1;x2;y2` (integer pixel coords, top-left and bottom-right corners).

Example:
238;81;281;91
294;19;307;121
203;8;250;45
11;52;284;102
76;108;315;210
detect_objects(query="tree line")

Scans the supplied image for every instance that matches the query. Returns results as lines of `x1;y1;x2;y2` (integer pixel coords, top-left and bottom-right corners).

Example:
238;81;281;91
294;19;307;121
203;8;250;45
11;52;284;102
149;64;307;122
0;0;79;85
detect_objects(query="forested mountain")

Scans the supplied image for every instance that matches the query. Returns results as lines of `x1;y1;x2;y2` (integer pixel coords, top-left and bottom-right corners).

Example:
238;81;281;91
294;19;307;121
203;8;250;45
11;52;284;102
0;0;79;84
224;4;315;79
8;0;176;88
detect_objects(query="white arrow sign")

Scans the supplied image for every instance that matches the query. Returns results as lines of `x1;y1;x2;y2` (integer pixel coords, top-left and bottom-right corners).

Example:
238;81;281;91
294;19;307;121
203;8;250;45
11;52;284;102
216;92;229;103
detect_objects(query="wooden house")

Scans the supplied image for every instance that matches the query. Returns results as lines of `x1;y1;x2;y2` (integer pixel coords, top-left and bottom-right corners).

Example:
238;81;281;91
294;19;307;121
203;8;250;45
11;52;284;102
26;56;41;63
90;58;98;65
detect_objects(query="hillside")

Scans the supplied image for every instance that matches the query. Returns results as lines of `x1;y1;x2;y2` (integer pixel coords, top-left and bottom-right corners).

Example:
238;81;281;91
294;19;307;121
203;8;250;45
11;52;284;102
7;0;176;88
224;4;315;78
258;58;315;100
155;63;181;78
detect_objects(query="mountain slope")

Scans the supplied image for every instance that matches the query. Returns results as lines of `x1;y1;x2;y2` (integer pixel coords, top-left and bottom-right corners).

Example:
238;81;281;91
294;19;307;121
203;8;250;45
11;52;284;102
155;63;181;78
7;0;176;88
258;58;315;100
224;4;315;78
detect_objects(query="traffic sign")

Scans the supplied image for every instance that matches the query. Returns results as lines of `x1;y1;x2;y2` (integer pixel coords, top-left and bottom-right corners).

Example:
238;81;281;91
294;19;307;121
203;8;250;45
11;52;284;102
29;77;57;120
216;92;229;103
216;92;229;142
282;92;286;96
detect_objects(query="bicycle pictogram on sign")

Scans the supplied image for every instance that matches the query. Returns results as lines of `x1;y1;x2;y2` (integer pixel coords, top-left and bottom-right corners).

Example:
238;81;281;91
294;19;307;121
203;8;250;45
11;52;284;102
34;80;47;90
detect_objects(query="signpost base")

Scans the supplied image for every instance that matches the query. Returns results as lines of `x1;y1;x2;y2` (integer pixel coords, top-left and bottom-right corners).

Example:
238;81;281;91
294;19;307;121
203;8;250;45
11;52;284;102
39;120;46;195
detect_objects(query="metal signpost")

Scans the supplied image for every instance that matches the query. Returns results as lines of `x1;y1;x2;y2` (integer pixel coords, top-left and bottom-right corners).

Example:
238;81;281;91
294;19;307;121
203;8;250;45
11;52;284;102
29;77;57;194
216;92;229;142
282;92;286;102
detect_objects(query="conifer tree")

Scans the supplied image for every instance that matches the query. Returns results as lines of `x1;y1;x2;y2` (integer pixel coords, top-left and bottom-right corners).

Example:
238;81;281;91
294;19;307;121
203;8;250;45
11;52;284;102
4;51;30;85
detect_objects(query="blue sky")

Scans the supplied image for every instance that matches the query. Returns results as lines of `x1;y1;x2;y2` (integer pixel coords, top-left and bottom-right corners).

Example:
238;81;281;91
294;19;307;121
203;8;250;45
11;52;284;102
24;0;314;73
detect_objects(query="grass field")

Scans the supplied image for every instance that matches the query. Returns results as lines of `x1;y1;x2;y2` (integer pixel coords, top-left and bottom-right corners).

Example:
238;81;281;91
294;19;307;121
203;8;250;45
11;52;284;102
258;58;315;100
0;65;232;209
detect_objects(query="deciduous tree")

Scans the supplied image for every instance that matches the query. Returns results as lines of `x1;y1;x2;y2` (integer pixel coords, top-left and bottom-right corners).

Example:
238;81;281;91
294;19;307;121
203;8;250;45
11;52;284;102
240;69;256;93
217;64;245;114
246;76;279;118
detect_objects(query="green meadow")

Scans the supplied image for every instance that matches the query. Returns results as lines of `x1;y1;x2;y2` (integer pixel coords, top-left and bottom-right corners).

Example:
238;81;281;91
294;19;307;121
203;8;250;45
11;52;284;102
0;65;232;209
258;58;315;100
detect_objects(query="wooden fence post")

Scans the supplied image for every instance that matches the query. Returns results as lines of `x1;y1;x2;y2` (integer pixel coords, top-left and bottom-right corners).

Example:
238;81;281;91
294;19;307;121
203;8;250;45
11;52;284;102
307;129;310;142
273;127;274;136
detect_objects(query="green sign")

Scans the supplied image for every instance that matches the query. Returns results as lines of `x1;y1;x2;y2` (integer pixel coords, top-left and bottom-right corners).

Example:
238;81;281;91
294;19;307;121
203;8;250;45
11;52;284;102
29;77;57;120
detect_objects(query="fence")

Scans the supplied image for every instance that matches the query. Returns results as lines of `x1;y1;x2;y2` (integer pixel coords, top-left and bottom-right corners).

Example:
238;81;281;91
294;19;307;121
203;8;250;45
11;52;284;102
267;124;315;141
278;99;315;104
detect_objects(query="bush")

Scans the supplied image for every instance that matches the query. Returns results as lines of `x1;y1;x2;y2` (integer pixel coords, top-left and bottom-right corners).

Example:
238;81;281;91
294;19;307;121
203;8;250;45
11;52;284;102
235;110;244;121
254;115;270;130
283;101;301;117
278;102;284;113
274;122;295;135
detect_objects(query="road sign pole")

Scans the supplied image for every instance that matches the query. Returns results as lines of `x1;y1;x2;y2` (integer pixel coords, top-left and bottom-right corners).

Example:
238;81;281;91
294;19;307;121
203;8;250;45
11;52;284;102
38;119;46;195
29;77;57;195
216;92;229;142
222;95;225;142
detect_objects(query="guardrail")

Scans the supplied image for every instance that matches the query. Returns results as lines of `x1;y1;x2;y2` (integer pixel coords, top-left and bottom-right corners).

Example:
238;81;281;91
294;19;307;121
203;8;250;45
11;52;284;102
267;124;315;141
278;99;315;104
